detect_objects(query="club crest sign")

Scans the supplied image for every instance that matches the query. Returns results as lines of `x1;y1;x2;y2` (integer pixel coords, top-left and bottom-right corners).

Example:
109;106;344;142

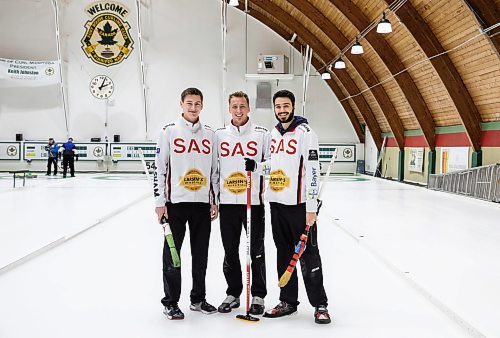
81;1;134;67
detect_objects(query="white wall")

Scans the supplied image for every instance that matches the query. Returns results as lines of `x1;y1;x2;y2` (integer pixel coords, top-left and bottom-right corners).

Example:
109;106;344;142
364;128;379;174
0;0;359;171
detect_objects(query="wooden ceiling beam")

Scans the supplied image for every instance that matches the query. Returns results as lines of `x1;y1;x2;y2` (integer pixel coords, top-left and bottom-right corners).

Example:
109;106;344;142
464;0;500;55
385;0;483;151
286;0;404;149
238;4;366;144
246;0;383;148
332;0;436;150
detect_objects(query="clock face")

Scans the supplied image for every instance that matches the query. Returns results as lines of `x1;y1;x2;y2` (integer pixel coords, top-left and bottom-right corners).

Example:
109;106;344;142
90;75;114;99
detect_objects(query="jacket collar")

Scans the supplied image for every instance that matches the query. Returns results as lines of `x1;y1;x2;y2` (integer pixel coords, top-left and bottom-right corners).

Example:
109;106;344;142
229;118;251;136
178;115;201;133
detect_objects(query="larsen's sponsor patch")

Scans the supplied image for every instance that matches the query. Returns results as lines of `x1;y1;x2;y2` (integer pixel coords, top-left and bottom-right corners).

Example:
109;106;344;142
269;169;290;192
81;1;134;67
180;169;206;191
223;172;247;194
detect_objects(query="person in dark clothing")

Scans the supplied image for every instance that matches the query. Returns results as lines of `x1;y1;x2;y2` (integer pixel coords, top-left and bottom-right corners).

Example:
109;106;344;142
246;90;331;324
61;137;77;178
44;138;59;176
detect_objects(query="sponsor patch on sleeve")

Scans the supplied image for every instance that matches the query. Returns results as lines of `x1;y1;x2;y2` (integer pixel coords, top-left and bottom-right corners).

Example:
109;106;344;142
308;149;318;161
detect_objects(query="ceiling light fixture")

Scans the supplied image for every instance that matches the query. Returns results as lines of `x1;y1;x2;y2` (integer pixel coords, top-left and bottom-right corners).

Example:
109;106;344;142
351;39;364;54
376;12;392;33
321;65;332;80
334;57;345;69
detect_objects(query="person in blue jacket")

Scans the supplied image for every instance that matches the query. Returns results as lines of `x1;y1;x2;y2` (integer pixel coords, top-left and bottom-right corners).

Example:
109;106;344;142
61;137;77;178
44;138;59;176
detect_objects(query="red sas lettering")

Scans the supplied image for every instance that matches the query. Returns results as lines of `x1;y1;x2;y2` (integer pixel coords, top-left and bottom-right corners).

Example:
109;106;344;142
270;139;297;154
220;141;259;157
173;138;211;154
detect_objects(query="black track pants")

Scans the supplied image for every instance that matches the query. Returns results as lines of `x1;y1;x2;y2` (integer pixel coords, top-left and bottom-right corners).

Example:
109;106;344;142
62;155;74;177
46;157;57;175
161;202;211;307
269;202;328;307
219;204;267;299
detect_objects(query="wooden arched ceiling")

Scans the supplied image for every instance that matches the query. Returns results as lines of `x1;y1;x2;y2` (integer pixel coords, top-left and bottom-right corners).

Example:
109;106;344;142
230;0;500;152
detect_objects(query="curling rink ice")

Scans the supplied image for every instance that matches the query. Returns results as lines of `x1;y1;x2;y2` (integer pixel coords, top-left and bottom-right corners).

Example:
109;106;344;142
0;173;499;338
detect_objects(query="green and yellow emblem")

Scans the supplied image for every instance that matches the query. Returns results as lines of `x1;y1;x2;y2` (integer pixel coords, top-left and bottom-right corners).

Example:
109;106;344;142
269;169;290;192
224;172;247;194
180;169;207;191
81;1;134;67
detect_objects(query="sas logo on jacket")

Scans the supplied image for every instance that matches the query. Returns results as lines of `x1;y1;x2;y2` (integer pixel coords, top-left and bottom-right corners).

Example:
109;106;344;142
180;169;206;191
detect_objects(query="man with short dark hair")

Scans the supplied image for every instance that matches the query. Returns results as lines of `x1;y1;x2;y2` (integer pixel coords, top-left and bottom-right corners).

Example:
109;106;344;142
154;87;219;320
61;137;76;178
246;89;331;324
214;91;270;315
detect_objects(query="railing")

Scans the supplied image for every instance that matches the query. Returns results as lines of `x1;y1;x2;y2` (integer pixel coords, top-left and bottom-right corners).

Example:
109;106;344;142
428;163;500;202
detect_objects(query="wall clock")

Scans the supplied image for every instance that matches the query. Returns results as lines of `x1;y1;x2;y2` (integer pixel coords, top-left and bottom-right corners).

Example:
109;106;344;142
90;75;114;99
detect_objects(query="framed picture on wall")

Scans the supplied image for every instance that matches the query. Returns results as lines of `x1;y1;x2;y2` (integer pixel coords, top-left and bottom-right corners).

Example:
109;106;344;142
409;148;424;173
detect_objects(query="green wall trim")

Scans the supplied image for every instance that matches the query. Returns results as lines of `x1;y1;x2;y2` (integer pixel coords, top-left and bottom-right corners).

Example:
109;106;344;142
398;149;405;182
404;129;423;136
382;131;393;137
481;122;500;131
435;125;465;134
472;150;483;167
428;150;436;176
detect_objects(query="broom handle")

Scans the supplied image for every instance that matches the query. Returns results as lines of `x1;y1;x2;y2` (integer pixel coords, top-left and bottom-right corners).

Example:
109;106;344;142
245;170;252;314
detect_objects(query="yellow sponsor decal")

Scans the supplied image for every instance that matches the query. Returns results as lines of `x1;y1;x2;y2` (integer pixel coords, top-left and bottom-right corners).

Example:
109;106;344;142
180;169;207;191
223;172;247;194
269;169;290;192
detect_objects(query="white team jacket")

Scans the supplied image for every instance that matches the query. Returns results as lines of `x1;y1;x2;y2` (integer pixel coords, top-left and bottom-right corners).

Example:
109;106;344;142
154;116;218;207
261;119;320;213
215;120;270;205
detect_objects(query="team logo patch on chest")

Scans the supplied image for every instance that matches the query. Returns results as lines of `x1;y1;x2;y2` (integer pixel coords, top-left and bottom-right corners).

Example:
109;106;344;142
223;172;247;194
180;169;206;191
269;169;290;192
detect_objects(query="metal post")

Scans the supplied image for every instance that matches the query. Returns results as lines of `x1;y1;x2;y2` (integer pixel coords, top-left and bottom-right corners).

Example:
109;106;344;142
51;0;70;136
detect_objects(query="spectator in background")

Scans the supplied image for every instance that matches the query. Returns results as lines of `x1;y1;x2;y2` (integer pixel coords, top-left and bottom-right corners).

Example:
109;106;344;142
44;138;59;176
61;137;77;178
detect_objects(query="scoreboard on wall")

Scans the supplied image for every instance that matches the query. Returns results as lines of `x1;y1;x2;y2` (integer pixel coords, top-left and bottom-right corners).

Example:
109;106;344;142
110;143;157;161
73;143;107;161
0;142;21;160
319;144;356;162
22;142;107;161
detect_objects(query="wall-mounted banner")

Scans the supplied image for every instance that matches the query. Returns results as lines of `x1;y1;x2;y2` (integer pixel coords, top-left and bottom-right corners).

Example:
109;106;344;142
0;58;59;86
440;147;469;174
409;148;424;173
81;1;134;67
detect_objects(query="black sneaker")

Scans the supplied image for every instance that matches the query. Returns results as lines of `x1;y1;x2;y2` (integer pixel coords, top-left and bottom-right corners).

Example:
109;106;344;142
163;304;184;320
263;301;297;318
314;305;331;324
218;295;240;313
190;301;217;314
249;296;265;315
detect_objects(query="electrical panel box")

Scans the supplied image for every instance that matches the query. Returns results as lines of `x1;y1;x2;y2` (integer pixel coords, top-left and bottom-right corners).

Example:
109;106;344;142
257;54;289;74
